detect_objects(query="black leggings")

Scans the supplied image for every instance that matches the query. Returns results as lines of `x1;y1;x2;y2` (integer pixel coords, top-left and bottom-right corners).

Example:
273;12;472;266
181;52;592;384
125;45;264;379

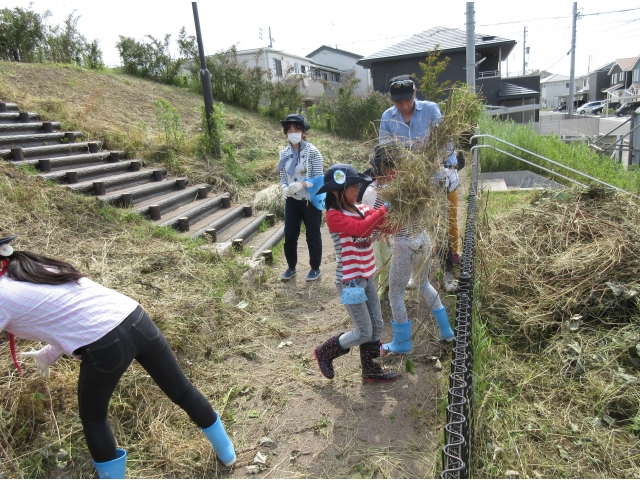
75;306;216;462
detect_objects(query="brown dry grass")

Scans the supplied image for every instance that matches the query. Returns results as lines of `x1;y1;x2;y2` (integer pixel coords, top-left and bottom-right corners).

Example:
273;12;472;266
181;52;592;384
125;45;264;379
0;62;447;478
474;186;640;478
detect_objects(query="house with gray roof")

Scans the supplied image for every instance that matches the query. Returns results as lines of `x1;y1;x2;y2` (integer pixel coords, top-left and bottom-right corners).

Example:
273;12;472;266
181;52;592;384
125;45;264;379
306;46;371;95
357;26;540;122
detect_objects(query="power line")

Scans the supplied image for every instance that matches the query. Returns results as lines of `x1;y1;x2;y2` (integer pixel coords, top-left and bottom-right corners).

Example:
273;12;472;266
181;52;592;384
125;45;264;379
581;7;640;16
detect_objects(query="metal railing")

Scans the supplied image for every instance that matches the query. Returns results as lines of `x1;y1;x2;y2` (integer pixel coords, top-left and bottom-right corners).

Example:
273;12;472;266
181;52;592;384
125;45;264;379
472;134;639;199
440;136;639;477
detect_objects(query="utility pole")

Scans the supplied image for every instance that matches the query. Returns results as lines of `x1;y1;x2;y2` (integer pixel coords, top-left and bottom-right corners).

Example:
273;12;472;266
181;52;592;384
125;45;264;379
522;26;527;76
568;2;577;115
465;2;476;92
268;27;274;48
191;2;219;157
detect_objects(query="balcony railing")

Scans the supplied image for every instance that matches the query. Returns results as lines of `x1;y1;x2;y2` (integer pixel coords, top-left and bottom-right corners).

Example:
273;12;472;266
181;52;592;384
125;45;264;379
478;70;500;78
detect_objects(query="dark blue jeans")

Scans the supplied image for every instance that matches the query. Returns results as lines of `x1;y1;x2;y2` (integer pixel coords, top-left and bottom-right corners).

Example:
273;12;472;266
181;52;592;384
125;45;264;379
284;197;322;271
75;306;216;462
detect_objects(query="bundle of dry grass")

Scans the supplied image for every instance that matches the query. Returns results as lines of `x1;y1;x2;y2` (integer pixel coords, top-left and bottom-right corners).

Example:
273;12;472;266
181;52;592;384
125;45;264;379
373;88;482;265
478;186;640;345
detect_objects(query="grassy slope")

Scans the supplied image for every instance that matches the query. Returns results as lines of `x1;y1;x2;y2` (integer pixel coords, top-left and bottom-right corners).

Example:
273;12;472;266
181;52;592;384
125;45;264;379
0;62;372;200
0;61;374;478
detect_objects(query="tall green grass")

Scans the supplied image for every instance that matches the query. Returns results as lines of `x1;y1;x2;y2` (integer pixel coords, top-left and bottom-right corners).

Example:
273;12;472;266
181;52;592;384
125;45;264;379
477;112;640;194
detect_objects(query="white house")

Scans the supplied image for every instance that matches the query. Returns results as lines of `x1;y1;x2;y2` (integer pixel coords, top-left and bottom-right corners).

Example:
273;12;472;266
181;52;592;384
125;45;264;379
539;73;570;109
306;46;371;95
236;47;347;105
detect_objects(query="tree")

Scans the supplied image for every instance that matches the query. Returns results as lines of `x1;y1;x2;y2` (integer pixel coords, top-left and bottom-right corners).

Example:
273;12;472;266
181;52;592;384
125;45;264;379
0;7;48;62
416;45;455;104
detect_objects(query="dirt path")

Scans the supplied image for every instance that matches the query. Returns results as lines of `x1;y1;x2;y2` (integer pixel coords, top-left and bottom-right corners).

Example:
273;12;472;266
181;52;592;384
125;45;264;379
223;172;471;478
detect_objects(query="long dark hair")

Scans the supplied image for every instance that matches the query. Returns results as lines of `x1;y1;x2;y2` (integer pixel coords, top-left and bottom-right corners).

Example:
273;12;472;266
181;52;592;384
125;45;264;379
6;251;85;285
325;189;364;219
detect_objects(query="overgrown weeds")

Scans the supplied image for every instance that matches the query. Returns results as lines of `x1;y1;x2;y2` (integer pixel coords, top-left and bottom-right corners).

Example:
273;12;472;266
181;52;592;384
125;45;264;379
474;187;640;478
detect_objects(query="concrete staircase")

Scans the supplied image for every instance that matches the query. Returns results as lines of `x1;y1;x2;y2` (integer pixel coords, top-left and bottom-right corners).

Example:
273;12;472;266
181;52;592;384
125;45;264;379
0;101;284;259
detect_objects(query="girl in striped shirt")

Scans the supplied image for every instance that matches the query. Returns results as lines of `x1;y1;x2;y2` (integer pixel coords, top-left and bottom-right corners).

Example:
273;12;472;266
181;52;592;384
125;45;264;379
312;165;397;383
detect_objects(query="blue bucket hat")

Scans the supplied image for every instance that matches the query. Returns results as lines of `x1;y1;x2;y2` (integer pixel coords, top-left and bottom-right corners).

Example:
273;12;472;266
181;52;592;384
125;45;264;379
317;164;372;195
280;113;310;131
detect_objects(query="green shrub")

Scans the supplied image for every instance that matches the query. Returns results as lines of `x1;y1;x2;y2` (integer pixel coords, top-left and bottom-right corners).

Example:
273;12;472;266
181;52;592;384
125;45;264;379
191;46;268;112
154;99;185;152
263;76;303;119
197;103;225;158
316;73;391;140
0;6;102;68
117;28;195;85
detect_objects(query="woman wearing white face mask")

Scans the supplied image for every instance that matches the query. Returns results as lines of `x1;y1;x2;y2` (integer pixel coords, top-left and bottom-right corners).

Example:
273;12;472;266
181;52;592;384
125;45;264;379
277;113;325;282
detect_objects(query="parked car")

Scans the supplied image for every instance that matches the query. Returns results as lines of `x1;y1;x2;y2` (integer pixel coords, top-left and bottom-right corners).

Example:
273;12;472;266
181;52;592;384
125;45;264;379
615;101;640;117
576;101;603;114
591;102;621;115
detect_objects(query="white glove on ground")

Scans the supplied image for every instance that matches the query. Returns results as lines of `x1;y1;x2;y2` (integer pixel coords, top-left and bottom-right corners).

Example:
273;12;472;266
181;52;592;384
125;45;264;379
285;182;305;196
20;349;51;378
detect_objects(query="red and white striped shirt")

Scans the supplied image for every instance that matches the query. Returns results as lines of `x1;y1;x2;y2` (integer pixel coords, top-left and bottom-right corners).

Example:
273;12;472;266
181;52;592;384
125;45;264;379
325;204;388;283
0;275;138;366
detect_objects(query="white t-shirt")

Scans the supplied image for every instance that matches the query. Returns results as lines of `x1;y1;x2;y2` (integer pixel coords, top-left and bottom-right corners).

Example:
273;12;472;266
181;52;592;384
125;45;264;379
0;276;139;365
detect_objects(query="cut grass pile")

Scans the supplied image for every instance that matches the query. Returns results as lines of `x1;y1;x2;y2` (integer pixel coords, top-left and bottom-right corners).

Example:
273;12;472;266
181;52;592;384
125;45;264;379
474;186;640;478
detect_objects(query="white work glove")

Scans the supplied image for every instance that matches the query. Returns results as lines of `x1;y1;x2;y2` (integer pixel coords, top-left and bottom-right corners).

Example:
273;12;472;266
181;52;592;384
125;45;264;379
284;182;305;196
20;349;51;378
281;185;290;200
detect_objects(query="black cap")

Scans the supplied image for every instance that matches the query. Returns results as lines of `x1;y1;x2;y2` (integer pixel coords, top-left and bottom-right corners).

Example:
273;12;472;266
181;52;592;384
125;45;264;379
280;113;310;131
389;74;416;101
369;144;397;176
0;234;18;245
317;164;372;195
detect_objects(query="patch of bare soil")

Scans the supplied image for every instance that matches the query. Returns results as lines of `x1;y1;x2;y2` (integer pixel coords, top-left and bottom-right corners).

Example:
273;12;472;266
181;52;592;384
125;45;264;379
222;214;463;479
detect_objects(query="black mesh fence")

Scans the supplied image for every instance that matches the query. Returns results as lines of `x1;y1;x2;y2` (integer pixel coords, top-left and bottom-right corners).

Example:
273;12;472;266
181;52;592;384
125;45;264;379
441;149;479;478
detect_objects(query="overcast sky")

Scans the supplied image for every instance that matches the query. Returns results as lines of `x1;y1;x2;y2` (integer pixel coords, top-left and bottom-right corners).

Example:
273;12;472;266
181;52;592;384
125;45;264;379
11;0;640;78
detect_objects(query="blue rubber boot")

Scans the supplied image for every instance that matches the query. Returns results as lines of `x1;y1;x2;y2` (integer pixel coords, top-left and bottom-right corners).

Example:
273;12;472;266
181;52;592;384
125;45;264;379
433;306;454;342
202;412;236;466
93;448;127;479
381;319;413;354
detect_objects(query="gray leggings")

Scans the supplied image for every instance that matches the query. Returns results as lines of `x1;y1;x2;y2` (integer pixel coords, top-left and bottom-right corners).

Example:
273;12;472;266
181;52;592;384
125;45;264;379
389;234;443;323
336;276;384;349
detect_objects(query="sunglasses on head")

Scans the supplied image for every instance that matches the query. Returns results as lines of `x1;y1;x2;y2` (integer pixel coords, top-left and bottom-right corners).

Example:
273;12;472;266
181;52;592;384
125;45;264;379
390;79;414;89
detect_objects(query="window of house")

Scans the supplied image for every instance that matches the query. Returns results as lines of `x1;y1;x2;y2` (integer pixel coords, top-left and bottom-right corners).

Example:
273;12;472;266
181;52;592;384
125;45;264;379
612;73;617;84
634;68;639;82
273;59;282;77
323;73;328;81
301;65;306;74
294;63;299;73
565;83;569;88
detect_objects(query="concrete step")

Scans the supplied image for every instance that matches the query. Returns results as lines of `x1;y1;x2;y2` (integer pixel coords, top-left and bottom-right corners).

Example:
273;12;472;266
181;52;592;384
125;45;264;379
0;122;61;136
14;151;124;172
158;193;234;232
42;160;143;184
0;131;84;149
0;112;39;123
250;223;285;258
69;169;169;195
213;213;269;254
98;177;189;207
135;183;208;219
0;102;19;112
1;140;102;160
188;202;246;238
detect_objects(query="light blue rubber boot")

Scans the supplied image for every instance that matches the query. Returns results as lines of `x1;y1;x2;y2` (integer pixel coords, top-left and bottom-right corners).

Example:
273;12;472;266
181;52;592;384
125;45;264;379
381;319;413;354
93;448;127;479
433;306;454;342
202;412;236;466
